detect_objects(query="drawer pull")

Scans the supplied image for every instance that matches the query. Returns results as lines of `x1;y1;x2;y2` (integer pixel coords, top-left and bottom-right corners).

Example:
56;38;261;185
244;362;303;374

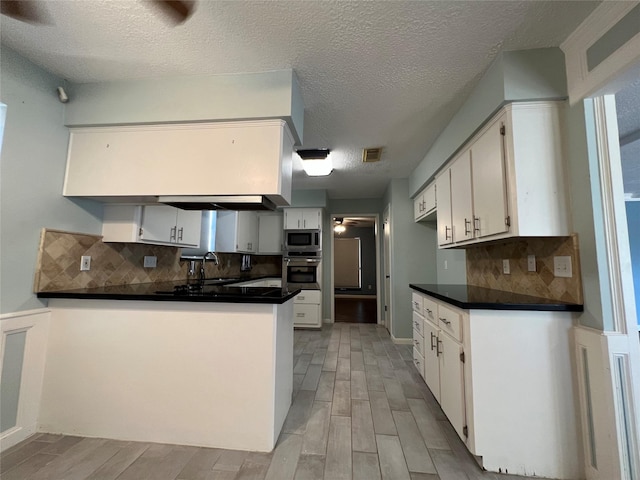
436;338;443;357
425;308;432;315
439;317;451;326
296;313;305;318
430;332;436;350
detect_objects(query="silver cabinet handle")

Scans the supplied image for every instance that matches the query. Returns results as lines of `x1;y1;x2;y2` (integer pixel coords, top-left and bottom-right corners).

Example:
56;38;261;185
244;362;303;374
414;339;419;347
439;317;451;326
425;308;432;315
445;226;451;240
430;332;436;350
473;216;480;234
464;218;472;236
170;226;177;241
436;338;443;357
177;227;183;241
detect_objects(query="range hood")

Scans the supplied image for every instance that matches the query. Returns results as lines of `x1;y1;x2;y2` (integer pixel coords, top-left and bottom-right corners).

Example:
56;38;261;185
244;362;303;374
159;195;277;211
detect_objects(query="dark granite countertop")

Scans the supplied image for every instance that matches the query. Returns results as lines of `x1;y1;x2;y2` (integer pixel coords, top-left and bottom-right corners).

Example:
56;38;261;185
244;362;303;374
37;276;298;304
409;284;583;312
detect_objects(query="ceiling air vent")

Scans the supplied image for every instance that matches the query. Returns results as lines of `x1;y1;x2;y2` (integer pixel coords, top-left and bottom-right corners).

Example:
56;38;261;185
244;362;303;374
362;147;383;163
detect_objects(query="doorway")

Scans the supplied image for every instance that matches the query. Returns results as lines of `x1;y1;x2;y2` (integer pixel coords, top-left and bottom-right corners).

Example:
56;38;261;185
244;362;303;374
331;214;380;324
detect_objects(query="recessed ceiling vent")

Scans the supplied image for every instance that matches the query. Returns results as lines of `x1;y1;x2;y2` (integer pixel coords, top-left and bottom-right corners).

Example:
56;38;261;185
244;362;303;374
362;147;383;163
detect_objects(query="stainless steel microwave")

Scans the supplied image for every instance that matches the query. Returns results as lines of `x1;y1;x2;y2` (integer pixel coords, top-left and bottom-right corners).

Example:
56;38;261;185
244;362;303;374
284;229;321;252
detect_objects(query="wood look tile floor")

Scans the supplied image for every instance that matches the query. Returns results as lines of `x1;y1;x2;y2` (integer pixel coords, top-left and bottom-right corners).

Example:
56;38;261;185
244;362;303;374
2;324;544;480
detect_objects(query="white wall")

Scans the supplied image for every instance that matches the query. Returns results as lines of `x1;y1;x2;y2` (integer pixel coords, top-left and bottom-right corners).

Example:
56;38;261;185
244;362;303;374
0;47;103;314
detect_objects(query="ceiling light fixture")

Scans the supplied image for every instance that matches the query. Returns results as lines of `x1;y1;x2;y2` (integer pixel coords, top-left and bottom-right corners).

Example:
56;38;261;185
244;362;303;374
297;149;332;177
334;225;346;234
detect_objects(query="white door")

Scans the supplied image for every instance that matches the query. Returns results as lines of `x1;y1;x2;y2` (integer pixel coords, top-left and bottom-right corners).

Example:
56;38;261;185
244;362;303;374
450;149;474;242
436;170;453;246
383;206;392;332
439;333;465;440
140;205;177;243
175;210;202;247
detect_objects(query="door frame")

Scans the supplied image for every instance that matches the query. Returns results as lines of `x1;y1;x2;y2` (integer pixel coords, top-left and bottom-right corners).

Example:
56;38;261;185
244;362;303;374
329;213;382;324
383;205;392;333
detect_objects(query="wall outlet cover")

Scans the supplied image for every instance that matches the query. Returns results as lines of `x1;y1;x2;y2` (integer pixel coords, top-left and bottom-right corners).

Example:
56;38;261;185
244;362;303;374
553;256;573;278
80;255;91;271
502;259;510;275
527;255;536;272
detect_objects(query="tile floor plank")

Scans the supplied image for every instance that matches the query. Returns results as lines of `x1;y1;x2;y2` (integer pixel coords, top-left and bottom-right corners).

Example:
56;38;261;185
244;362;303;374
353;451;382;480
351;370;369;400
86;442;150;480
40;435;84;455
364;365;386;392
0;453;57;480
392;411;437;474
350;351;365;371
301;364;323;391
0;440;51;473
351;400;377;453
115;443;198;480
28;437;109;480
429;448;471;480
301;401;332;455
407;398;450;450
322;350;338;372
382;376;410;411
235;459;270;480
176;447;223;479
369;390;398;435
293;454;325;480
294;354;313;375
282;390;316;435
324;416;352;480
332;380;352;416
264;434;303;480
376;435;411;480
336;357;351;381
310;348;327;365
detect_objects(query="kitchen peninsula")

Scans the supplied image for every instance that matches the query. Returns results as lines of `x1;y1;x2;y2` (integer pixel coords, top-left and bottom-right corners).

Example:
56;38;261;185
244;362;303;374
36;283;299;452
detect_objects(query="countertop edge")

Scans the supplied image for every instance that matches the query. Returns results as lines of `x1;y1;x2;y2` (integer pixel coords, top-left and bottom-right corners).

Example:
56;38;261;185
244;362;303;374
409;284;584;312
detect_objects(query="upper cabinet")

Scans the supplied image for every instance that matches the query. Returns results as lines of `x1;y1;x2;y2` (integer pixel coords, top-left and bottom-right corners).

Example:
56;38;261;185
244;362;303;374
435;101;569;248
102;205;201;247
283;208;322;230
63;120;294;207
215;211;259;253
414;182;436;222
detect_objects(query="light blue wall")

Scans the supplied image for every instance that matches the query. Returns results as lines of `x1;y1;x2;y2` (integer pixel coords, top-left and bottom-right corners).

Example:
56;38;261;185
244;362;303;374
436;248;467;285
626;201;640;327
65;70;304;143
0;47;103;314
409;48;568;197
383;179;437;340
290;189;328;208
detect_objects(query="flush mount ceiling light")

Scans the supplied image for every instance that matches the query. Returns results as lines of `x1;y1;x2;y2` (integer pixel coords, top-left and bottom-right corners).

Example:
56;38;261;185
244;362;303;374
297;149;332;176
334;225;346;234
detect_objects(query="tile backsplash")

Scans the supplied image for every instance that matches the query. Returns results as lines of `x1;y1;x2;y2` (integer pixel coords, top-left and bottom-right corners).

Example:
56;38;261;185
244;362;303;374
466;235;582;303
34;229;282;292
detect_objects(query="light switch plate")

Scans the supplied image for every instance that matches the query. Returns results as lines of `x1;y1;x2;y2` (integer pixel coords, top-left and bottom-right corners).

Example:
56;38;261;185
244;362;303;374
80;255;91;271
554;256;572;278
502;259;510;274
144;256;157;268
527;255;536;272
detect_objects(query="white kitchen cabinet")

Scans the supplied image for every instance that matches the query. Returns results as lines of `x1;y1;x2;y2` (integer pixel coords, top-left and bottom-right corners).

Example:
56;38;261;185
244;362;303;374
435;170;453;246
64;120;294;207
422;318;441;401
257;212;284;254
283;208;322;230
102;205;201;247
433;101;569;248
293;289;322;328
413;182;436;222
215;211;258;253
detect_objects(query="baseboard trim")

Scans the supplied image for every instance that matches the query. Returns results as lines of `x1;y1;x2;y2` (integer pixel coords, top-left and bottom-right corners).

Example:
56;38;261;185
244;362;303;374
0;425;37;452
334;294;377;299
391;335;412;345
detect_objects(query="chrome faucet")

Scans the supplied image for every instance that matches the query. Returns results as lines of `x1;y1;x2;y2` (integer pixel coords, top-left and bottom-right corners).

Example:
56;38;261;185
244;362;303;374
200;251;220;283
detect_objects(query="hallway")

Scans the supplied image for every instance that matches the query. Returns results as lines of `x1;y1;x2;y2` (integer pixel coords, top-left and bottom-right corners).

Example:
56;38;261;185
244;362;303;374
1;324;542;480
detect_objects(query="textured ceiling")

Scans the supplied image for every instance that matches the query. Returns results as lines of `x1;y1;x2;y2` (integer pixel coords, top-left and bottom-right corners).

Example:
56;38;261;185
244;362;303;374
0;0;599;199
616;79;640;199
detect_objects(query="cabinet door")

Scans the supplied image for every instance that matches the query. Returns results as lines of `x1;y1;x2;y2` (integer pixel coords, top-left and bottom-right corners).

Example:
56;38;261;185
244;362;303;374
436;170;453;246
423;320;441;402
414;193;425;221
423;183;436;213
175;210;201;247
439;333;465;440
450;150;474;242
293;304;321;326
284;209;303;229
302;209;322;229
258;213;284;254
471;116;509;238
140;205;177;243
237;211;258;252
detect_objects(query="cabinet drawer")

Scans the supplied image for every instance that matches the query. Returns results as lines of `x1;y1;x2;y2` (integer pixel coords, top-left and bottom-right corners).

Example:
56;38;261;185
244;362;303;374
413;348;425;379
413;328;425;358
294;290;321;305
423;297;437;323
293;304;320;324
411;292;423;315
412;312;424;337
437;304;462;341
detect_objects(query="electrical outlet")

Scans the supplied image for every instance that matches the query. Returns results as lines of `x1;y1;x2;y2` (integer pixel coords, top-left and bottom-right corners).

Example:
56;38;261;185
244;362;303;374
554;256;573;278
502;259;510;274
527;255;536;272
143;256;157;268
80;255;91;271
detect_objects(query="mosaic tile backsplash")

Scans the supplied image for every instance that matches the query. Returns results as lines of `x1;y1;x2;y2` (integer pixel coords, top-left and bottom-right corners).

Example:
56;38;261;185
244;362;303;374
34;229;282;292
465;235;583;304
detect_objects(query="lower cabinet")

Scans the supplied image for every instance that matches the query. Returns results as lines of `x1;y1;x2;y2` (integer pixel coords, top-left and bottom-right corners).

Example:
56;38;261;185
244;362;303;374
293;290;322;328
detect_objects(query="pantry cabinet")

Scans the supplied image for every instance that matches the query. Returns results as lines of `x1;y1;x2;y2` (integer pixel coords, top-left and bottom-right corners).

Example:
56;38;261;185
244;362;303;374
283;208;322;230
215;211;259;253
432;101;569;248
102;205;201;247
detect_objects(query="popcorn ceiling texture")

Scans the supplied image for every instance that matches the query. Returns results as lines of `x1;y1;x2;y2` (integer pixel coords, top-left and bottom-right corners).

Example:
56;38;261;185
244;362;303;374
466;235;582;304
34;229;281;292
